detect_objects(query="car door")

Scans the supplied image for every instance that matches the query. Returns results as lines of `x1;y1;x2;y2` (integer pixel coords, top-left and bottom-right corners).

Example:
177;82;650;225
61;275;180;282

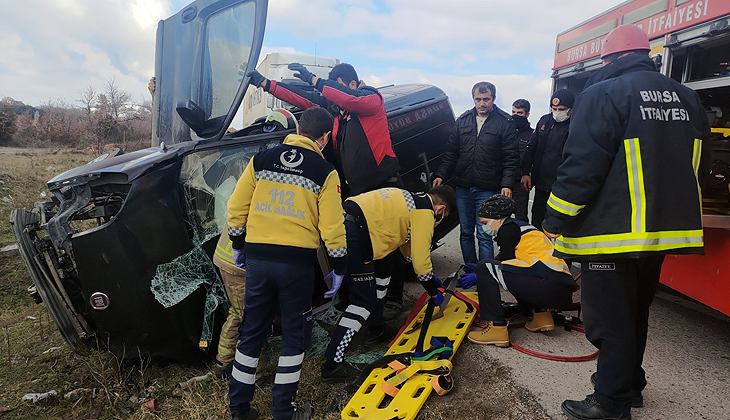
152;0;268;147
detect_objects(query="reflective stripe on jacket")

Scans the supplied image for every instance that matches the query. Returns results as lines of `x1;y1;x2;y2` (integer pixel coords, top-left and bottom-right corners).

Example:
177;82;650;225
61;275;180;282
501;219;571;276
227;134;347;271
544;54;712;258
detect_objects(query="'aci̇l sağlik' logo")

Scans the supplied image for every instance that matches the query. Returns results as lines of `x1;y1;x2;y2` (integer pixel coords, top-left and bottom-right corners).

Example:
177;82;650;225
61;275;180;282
280;148;304;168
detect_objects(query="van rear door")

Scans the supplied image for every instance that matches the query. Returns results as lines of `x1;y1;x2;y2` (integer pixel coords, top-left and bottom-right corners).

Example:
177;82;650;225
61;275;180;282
152;0;268;146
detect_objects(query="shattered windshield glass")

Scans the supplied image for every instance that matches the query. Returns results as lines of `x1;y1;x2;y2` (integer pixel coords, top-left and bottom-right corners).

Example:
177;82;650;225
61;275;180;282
151;139;280;346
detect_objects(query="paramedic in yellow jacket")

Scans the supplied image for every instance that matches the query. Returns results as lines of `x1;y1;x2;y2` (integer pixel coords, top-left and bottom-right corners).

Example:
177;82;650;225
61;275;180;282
226;107;346;420
320;185;457;384
460;195;576;347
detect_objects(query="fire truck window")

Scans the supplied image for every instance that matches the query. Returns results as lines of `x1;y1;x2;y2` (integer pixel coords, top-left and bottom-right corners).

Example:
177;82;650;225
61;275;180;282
670;50;687;83
688;36;730;82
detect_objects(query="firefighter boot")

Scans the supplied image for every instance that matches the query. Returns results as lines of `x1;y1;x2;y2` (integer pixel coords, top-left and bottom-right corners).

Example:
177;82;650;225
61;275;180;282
525;310;555;332
467;322;510;347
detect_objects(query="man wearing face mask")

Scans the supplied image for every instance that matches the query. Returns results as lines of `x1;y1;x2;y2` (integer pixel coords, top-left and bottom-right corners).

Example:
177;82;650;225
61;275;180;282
226;107;347;420
511;99;533;222
432;82;520;265
456;194;576;346
320;185;457;383
520;89;575;228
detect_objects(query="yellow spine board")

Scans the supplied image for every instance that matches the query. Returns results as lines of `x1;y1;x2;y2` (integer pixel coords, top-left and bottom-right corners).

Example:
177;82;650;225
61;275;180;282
342;292;478;420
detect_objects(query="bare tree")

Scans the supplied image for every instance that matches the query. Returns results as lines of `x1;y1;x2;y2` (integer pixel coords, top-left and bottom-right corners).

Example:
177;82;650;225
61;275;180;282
104;77;131;120
77;86;96;125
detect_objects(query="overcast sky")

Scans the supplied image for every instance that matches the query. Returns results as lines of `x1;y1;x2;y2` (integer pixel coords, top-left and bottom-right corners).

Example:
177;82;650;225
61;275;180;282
1;0;623;130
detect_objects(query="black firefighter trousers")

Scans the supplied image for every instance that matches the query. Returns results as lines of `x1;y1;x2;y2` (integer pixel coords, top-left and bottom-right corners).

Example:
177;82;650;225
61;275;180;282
580;255;665;413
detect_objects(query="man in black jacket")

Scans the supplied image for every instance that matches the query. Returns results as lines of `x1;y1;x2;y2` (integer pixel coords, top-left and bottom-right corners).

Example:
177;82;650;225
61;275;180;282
511;99;533;222
432;82;519;264
520;90;574;228
543;25;712;420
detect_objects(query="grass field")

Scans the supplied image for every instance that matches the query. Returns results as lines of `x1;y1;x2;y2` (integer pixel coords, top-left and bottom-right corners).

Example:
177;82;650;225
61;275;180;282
0;148;549;420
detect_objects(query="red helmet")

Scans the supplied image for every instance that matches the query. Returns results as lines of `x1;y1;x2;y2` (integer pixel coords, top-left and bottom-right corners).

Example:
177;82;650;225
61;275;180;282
601;25;650;59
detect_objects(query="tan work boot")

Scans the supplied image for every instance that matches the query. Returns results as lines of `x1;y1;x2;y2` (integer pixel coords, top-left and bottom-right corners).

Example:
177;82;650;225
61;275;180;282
467;322;510;347
525;311;555;332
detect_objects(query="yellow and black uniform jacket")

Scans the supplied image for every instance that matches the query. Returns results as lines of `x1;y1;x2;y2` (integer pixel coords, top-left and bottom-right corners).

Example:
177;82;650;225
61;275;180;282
347;188;439;294
544;55;712;259
213;226;246;276
227;134;347;273
496;219;571;279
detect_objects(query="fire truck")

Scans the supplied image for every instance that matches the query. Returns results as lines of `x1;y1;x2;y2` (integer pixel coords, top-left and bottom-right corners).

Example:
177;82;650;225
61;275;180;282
552;0;730;316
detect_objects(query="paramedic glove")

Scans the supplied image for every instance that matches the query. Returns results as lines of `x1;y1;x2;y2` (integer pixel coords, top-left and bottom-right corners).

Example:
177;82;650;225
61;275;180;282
233;249;246;269
288;63;315;84
542;220;561;239
324;271;344;299
433;274;445;290
246;70;268;90
463;262;477;273
430;291;444;306
458;273;477;289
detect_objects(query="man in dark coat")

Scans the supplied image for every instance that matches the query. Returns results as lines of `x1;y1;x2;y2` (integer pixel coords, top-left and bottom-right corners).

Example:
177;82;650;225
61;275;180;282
432;82;519;264
520;89;574;228
511;99;533;222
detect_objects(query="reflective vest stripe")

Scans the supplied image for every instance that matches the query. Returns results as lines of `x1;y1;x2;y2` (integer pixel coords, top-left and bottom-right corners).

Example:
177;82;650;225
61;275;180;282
624;138;647;233
554;230;703;255
692;138;702;176
215;242;235;265
547;193;585;217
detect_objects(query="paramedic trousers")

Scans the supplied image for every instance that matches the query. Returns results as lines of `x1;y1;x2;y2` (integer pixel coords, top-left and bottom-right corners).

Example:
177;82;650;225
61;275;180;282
324;219;392;363
475;258;575;323
580;256;664;414
228;258;314;420
217;268;247;365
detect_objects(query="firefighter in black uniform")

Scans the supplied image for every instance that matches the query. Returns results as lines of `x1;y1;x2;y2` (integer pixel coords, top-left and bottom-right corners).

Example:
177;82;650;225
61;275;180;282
226;108;347;420
542;25;712;420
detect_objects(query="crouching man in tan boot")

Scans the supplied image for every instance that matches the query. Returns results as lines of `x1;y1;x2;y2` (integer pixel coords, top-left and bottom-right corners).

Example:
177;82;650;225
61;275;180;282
459;195;577;346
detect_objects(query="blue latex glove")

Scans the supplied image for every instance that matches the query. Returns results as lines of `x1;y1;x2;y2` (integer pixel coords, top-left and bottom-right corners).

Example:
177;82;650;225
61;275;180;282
463;263;477;273
233;249;246;269
288;63;314;84
246;70;267;89
324;270;344;298
433;274;445;290
430;291;444;306
458;272;477;289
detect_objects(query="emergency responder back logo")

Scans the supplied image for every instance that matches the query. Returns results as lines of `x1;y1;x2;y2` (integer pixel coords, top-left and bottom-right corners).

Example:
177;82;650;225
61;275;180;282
588;262;616;271
280;148;304;168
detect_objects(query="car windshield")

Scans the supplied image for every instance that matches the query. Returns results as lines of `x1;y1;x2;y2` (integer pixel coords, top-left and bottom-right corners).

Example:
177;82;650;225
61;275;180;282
202;2;256;133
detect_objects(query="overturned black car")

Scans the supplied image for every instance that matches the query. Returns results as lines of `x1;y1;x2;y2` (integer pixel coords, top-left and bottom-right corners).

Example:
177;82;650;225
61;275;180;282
10;0;457;362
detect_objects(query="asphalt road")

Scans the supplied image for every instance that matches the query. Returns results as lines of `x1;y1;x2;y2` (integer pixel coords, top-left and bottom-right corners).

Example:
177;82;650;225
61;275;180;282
427;228;730;420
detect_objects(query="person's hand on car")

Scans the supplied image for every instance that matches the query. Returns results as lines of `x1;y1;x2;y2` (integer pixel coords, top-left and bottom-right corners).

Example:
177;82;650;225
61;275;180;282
246;70;268;88
288;63;315;84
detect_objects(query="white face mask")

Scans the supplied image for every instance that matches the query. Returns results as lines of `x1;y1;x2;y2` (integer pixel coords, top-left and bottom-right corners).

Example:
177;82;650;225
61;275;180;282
434;208;445;227
552;110;570;122
481;219;503;237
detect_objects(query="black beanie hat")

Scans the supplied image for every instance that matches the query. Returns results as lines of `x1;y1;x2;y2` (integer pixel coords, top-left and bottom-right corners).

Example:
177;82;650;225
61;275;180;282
478;194;516;219
551;89;575;109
